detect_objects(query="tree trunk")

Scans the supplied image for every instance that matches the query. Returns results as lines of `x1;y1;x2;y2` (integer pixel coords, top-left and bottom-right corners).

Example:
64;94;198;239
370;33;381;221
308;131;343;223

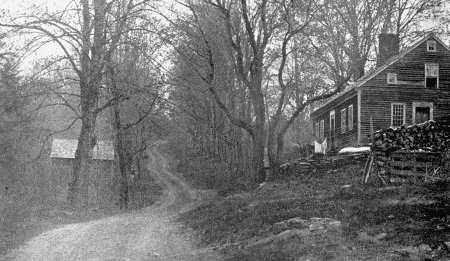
69;107;97;208
251;88;266;183
267;116;282;179
251;125;266;183
275;128;286;169
113;104;129;209
68;0;106;209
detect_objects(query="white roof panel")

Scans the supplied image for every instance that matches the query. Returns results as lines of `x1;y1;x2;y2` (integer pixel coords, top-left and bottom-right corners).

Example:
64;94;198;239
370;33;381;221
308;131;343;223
50;139;114;160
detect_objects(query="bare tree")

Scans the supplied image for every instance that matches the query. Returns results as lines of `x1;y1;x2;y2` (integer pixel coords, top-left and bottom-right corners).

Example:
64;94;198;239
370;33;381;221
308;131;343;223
0;0;161;208
165;0;318;182
106;43;163;209
381;0;442;39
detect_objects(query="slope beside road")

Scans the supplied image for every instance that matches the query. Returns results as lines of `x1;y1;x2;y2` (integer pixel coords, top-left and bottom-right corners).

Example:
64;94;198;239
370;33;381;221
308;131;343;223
5;141;222;261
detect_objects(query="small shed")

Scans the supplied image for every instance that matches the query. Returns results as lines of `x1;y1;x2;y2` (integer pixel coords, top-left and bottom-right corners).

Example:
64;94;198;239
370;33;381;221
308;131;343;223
50;138;115;204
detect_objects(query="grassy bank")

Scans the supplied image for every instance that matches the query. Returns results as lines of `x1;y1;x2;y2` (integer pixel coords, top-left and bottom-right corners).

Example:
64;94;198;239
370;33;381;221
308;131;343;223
173;149;450;261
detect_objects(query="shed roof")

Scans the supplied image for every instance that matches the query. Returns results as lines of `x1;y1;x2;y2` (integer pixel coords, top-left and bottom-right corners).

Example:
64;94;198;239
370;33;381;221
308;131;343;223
50;139;115;160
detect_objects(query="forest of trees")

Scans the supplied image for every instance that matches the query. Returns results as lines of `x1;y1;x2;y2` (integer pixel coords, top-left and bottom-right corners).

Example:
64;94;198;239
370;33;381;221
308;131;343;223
0;0;448;209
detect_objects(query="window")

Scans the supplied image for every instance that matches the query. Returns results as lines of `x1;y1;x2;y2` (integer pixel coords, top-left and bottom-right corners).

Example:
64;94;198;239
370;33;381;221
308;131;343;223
391;103;405;127
348;105;354;131
315;122;319;138
387;73;397;84
319;120;324;140
341;108;347;134
427;40;436;52
425;63;439;88
413;102;433;124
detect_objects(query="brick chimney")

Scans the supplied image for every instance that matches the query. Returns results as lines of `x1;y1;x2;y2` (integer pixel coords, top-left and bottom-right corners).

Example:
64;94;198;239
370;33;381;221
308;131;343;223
377;33;400;66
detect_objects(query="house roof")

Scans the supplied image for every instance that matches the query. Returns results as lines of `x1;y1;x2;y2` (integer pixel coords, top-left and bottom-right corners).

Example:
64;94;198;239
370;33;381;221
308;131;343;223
50;139;115;160
311;33;450;117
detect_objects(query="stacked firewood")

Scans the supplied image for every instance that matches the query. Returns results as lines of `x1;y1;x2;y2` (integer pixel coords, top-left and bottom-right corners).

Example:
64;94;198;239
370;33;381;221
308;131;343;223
373;120;450;152
371;120;450;180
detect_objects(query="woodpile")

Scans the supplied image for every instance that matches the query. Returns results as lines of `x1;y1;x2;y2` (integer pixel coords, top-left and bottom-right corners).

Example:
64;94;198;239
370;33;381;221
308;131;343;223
374;150;444;183
370;120;450;182
373;120;450;152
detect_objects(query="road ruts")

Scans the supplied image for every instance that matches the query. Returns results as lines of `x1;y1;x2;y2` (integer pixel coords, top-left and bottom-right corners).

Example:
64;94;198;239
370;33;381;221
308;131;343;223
5;141;222;261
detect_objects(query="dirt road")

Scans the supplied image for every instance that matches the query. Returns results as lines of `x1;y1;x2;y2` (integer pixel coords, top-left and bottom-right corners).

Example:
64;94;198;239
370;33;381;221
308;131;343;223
6;141;222;261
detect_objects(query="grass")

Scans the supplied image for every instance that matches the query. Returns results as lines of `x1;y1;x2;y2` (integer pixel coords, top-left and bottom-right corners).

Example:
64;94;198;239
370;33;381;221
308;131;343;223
341;181;450;246
172;149;450;261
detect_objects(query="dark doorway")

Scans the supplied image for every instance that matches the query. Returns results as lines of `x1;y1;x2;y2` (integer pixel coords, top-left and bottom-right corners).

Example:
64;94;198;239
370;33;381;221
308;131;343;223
415;107;431;124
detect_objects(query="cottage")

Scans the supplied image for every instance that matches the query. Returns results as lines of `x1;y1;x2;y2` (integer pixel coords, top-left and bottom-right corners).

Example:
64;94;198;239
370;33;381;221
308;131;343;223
50;138;115;203
310;33;450;152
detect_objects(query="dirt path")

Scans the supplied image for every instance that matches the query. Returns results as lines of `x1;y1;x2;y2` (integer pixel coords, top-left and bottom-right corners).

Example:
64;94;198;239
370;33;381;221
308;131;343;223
6;141;222;261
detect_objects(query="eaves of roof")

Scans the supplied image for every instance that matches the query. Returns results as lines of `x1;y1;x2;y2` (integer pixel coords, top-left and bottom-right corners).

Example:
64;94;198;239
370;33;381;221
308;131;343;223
310;87;357;118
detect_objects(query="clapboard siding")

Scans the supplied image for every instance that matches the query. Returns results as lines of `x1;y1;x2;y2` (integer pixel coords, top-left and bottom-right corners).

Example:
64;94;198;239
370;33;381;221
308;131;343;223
335;95;358;149
360;87;450;144
310;34;450;150
311;92;358;150
365;36;450;90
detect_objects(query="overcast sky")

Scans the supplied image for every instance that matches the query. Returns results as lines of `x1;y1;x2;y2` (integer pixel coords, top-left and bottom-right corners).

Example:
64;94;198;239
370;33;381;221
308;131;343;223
2;0;449;73
3;0;70;11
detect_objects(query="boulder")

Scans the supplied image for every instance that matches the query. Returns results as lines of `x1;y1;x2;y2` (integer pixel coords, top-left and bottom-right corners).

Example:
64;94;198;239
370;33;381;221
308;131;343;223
244;229;310;249
308;217;342;232
247;217;342;250
274;217;308;230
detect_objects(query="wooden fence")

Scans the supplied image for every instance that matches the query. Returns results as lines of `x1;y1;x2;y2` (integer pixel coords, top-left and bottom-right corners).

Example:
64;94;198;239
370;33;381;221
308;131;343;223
366;149;448;184
386;151;442;178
